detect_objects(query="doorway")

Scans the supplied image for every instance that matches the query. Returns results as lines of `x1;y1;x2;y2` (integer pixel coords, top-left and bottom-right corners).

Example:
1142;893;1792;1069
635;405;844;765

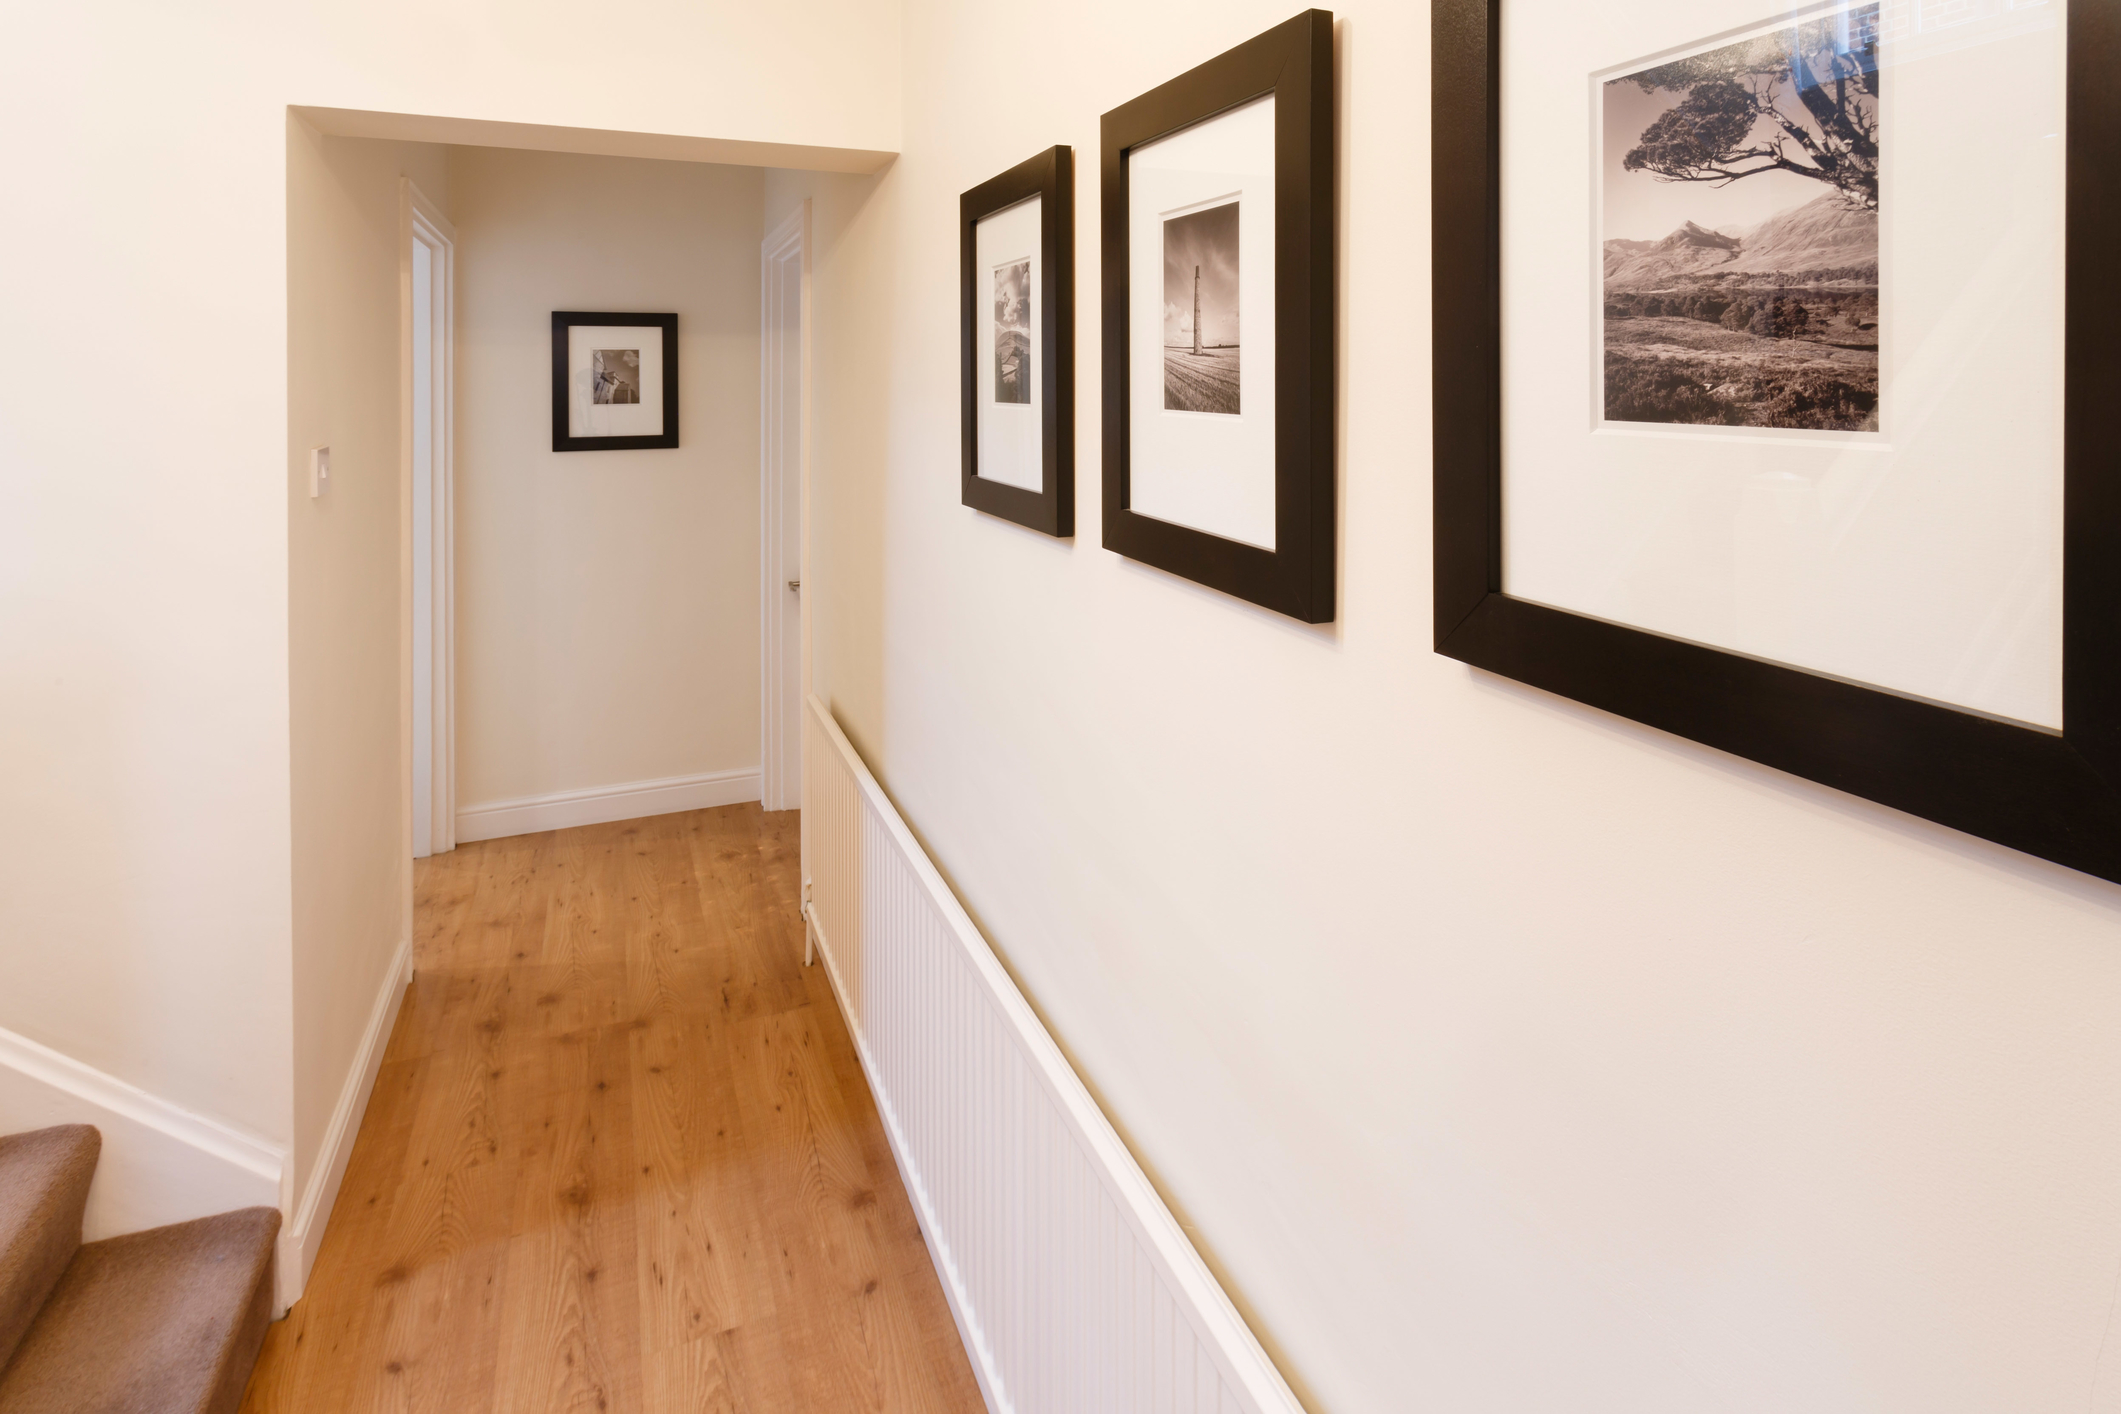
760;202;808;812
405;180;456;858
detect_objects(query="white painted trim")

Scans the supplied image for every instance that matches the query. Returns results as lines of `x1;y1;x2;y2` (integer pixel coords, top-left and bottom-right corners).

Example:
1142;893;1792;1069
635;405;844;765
292;106;896;175
760;202;810;813
0;1027;287;1302
285;930;413;1307
403;178;457;859
0;1028;283;1183
456;766;762;842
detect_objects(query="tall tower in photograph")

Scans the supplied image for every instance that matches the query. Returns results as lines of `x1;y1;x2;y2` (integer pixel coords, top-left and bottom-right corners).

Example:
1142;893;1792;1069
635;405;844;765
1192;264;1202;355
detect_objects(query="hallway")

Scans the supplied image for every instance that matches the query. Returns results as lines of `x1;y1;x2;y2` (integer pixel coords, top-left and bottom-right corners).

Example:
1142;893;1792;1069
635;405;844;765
239;805;984;1412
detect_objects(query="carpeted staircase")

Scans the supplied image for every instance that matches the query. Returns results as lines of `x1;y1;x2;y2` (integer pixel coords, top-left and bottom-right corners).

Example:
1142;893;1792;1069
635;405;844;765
0;1125;279;1413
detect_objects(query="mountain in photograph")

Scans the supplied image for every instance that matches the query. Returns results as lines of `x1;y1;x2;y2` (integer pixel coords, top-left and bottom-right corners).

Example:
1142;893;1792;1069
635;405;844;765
1604;222;1737;284
1606;194;1877;291
1603;195;1880;432
1600;237;1655;278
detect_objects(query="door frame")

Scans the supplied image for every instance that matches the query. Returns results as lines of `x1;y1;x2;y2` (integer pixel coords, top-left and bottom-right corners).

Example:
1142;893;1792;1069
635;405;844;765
402;179;457;858
760;202;810;813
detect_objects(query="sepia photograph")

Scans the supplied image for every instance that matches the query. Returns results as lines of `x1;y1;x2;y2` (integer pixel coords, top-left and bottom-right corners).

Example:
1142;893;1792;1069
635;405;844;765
1602;5;1880;432
592;347;641;405
1162;199;1241;415
994;259;1031;404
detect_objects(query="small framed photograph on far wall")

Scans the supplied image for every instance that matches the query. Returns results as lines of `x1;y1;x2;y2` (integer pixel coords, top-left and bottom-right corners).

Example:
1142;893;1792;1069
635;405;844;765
551;310;679;451
961;145;1075;536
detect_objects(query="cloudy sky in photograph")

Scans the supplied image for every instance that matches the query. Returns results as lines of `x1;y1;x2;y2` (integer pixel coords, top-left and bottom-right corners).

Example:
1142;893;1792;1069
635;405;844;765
994;259;1029;334
1162;200;1240;347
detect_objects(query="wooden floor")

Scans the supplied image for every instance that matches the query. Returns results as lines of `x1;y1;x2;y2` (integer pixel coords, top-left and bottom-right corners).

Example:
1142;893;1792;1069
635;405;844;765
241;805;985;1414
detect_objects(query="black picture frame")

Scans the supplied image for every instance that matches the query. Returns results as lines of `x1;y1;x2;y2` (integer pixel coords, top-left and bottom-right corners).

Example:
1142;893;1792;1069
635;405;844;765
550;311;680;452
1431;0;2121;883
961;146;1075;536
1100;9;1337;623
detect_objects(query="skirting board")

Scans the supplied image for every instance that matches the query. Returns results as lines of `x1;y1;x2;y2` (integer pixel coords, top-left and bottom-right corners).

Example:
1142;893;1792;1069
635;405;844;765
456;766;762;843
284;932;414;1310
0;1024;286;1258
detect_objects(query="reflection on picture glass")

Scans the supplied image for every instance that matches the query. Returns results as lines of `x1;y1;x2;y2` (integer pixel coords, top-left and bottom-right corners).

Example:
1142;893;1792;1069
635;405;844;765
1162;200;1241;415
993;260;1031;404
592;348;642;406
1602;4;1880;431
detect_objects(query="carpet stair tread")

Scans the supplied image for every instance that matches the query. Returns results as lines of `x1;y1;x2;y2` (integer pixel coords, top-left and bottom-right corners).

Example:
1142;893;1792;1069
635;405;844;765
0;1206;279;1414
0;1124;99;1373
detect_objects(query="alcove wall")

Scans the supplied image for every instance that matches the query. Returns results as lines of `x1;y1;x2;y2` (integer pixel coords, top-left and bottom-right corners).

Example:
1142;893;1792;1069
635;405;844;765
452;149;766;822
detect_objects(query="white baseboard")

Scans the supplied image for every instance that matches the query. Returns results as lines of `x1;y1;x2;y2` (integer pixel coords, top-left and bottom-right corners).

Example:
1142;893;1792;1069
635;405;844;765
283;930;414;1310
0;1025;286;1250
455;766;762;842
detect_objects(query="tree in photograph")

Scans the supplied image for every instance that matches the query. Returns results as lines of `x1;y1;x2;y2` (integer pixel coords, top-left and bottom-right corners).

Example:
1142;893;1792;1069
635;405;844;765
1621;7;1880;211
1748;297;1812;339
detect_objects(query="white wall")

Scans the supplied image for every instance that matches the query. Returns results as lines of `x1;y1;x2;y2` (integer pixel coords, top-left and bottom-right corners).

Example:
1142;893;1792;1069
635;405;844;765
794;4;2121;1412
0;0;896;1280
453;149;765;816
286;122;448;1284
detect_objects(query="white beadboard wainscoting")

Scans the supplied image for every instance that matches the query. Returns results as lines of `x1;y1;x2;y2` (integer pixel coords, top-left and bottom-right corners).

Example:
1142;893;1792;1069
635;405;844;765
801;695;1302;1414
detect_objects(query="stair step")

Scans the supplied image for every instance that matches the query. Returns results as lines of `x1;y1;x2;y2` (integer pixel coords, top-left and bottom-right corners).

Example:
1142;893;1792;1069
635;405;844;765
0;1207;279;1414
0;1125;99;1373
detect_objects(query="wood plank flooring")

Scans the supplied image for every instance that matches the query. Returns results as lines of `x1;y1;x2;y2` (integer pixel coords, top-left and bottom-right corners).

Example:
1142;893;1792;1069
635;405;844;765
240;805;985;1414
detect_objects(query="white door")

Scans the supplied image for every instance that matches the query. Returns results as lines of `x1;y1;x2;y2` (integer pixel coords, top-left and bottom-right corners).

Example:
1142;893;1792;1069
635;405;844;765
406;181;457;857
760;205;808;812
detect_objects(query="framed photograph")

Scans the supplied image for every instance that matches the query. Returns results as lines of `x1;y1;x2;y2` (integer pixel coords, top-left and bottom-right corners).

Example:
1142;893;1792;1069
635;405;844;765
1433;0;2121;880
550;311;679;452
961;145;1075;535
1101;9;1336;622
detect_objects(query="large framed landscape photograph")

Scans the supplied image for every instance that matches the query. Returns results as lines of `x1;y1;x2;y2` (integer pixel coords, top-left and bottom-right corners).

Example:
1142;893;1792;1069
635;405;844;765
961;146;1075;536
1432;0;2121;882
1102;9;1336;623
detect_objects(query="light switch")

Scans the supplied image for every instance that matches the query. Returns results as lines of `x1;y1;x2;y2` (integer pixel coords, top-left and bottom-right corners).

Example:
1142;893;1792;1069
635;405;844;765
309;446;331;499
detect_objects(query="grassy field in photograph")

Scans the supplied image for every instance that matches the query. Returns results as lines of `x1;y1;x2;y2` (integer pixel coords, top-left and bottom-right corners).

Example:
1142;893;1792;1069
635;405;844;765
1604;316;1878;431
1163;347;1241;415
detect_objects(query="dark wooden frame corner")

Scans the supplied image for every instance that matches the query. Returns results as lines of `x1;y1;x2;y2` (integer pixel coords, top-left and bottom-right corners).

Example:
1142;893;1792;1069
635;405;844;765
551;311;680;452
1101;8;1337;622
1430;0;2121;882
961;146;1076;536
